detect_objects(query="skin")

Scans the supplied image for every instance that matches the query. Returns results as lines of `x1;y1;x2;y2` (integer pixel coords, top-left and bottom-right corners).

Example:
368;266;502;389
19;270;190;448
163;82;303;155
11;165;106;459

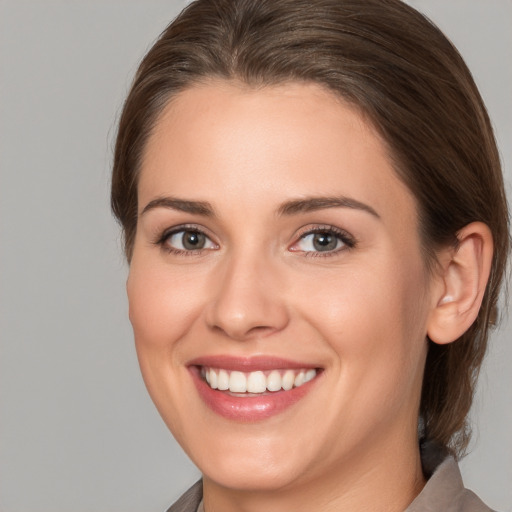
127;81;446;512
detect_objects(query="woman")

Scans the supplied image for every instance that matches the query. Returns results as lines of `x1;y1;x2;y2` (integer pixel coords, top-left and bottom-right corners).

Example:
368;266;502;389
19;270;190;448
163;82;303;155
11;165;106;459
111;0;509;510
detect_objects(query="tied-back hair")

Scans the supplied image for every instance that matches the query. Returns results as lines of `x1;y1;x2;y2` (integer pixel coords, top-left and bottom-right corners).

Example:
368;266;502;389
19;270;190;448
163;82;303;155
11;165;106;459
111;0;510;457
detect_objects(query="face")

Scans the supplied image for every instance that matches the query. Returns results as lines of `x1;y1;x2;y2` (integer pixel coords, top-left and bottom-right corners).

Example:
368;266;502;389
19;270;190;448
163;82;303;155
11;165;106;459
128;81;435;492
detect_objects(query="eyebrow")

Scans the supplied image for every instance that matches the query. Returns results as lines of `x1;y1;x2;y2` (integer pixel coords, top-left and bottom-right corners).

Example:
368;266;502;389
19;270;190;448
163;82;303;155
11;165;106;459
277;196;380;218
140;195;379;219
141;197;215;217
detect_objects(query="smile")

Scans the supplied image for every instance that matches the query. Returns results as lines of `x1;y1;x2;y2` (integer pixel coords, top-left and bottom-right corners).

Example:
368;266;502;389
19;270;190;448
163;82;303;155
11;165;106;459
189;356;322;421
201;367;317;394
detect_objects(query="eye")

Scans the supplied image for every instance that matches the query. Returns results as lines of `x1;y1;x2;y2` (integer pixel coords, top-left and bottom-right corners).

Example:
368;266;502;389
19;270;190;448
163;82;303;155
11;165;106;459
160;228;217;253
290;227;355;255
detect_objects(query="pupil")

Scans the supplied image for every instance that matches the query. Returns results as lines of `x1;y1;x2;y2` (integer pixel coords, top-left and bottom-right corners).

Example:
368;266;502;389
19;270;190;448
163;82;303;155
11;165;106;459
183;231;205;250
313;232;336;251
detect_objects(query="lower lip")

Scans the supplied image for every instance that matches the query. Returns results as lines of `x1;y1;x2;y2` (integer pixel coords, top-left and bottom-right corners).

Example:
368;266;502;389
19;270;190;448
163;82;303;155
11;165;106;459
189;367;320;422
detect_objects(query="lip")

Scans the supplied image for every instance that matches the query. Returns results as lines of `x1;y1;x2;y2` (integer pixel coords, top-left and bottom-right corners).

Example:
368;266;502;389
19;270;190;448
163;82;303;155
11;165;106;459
188;356;322;422
188;355;318;372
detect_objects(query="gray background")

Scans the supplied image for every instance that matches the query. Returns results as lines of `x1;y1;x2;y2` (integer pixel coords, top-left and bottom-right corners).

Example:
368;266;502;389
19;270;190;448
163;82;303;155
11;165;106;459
0;1;510;511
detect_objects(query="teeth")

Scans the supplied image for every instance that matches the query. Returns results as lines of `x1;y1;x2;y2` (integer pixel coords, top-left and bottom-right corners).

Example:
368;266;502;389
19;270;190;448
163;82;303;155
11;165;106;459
217;369;229;390
229;371;247;392
209;368;218;389
202;367;318;394
305;369;316;382
247;371;266;393
266;370;282;392
282;370;295;391
294;371;305;387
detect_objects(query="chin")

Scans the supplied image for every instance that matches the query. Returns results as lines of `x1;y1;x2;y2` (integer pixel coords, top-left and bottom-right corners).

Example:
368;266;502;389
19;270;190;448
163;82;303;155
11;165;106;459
177;425;311;492
200;453;305;492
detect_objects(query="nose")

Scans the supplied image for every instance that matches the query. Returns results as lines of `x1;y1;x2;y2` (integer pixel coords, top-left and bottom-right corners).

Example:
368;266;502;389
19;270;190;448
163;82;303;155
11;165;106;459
205;252;289;341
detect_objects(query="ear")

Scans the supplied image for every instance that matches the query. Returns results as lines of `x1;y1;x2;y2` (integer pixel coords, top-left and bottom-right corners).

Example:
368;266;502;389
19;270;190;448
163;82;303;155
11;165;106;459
427;222;493;345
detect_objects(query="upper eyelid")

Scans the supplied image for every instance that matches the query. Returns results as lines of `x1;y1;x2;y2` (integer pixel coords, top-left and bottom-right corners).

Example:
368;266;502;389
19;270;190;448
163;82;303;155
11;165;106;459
156;226;219;256
155;223;217;246
160;223;212;237
294;224;355;240
289;225;356;251
154;222;355;249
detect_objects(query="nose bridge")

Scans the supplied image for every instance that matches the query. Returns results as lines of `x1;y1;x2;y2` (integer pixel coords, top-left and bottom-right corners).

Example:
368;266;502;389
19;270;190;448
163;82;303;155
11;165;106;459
205;245;288;340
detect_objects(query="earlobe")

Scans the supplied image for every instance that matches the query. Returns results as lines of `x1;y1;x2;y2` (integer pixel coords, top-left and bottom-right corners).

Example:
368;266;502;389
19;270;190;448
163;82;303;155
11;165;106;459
427;222;493;345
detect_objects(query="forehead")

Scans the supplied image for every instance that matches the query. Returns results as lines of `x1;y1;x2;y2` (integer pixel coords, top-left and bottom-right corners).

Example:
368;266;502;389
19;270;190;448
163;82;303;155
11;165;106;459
139;80;417;225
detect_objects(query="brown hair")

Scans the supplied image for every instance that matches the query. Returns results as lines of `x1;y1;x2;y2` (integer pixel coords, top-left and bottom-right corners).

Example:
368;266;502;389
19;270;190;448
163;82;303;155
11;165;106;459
111;0;510;457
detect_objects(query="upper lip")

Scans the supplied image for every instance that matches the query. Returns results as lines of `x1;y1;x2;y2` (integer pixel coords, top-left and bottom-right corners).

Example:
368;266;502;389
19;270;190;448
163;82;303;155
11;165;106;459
187;355;319;372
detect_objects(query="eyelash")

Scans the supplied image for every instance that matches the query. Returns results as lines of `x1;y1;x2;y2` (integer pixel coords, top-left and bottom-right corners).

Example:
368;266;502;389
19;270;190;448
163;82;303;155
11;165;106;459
154;224;356;257
154;224;218;256
292;225;356;257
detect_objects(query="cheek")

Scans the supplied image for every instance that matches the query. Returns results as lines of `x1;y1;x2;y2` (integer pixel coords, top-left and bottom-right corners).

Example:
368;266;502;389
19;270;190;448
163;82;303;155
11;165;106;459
126;260;206;355
126;260;206;436
297;258;430;389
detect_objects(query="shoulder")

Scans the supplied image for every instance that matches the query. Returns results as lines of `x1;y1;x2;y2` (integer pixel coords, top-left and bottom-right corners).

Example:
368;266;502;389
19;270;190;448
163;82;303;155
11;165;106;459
165;480;203;512
407;457;496;512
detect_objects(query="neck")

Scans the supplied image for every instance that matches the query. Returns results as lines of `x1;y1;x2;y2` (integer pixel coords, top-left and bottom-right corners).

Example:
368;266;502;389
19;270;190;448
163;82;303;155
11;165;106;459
202;433;426;512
